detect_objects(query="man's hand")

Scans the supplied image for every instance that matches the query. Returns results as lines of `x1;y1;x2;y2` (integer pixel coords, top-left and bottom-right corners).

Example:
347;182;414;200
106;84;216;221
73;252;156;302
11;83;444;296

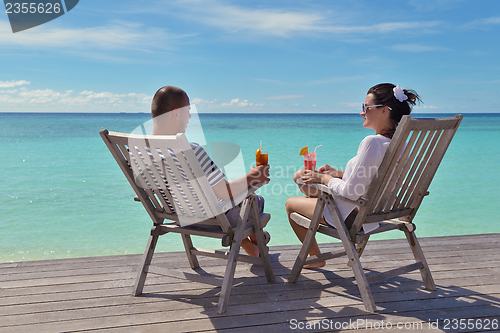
247;165;270;187
213;164;270;201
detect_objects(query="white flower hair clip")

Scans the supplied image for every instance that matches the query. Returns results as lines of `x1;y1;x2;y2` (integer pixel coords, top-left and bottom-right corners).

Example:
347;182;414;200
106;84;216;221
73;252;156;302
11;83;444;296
393;85;408;102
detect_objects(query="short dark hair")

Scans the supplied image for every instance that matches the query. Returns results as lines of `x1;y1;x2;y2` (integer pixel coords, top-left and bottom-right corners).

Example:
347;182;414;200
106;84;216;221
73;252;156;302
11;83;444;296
367;83;422;128
151;86;188;118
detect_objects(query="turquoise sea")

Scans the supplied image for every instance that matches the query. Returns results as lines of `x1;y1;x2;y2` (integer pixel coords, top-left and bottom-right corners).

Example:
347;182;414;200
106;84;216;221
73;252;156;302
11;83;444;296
1;112;499;263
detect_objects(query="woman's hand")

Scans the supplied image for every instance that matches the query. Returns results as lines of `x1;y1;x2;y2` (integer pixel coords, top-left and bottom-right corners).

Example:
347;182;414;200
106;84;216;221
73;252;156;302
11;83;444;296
318;164;343;179
301;170;324;184
317;164;333;173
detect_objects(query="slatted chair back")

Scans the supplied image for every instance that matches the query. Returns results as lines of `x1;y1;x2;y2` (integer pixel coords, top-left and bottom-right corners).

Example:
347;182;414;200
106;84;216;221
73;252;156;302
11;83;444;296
351;114;463;234
101;130;231;231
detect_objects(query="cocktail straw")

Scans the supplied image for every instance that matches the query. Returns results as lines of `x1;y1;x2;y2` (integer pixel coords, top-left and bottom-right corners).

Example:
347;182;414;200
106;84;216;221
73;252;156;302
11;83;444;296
314;145;322;152
260;141;262;150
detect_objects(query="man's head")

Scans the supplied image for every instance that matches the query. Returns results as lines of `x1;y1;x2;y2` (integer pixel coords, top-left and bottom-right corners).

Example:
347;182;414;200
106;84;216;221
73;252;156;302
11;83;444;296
151;86;191;135
151;86;189;118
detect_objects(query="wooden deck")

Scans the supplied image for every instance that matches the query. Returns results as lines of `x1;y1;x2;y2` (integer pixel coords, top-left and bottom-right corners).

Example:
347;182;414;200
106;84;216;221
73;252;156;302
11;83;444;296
1;233;499;332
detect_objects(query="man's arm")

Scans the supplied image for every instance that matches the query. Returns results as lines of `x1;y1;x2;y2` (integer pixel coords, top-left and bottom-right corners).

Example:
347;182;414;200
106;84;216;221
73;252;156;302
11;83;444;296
212;165;270;201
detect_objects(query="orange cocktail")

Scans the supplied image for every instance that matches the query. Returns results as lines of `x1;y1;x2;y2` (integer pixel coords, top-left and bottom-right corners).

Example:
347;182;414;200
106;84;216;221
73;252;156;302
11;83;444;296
256;148;268;166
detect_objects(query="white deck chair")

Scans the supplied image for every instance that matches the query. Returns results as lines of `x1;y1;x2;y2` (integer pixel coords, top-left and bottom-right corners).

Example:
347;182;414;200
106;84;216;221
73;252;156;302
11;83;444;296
287;115;463;312
100;130;275;314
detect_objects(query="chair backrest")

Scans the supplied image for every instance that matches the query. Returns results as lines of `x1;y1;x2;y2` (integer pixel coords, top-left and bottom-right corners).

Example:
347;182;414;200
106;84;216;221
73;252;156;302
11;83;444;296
100;130;231;230
356;115;463;226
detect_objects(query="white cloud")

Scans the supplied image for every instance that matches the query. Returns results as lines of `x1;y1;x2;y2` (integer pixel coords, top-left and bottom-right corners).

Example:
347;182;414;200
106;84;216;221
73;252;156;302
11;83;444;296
265;95;305;100
19;89;72;103
191;98;217;105
322;21;441;35
188;97;269;111
0;87;267;112
0;87;151;112
0;19;175;53
408;0;463;12
0;80;30;88
173;1;441;38
392;44;449;52
463;16;500;29
221;98;252;107
175;0;326;37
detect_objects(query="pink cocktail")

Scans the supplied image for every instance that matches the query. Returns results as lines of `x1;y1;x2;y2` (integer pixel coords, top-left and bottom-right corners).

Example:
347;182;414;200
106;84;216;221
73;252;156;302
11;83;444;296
304;152;317;170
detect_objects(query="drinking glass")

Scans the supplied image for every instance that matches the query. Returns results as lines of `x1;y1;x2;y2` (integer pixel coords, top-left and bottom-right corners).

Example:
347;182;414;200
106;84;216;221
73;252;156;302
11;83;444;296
256;150;268;166
303;152;316;170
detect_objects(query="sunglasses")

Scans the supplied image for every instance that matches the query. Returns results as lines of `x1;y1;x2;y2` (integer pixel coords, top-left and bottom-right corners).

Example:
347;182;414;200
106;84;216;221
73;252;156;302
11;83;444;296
361;103;392;113
361;103;383;113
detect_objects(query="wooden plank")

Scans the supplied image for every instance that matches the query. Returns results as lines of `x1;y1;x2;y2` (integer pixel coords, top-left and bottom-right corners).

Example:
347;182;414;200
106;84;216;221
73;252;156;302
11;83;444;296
2;240;499;288
3;240;497;289
2;273;498;323
1;287;498;333
0;234;498;333
2;260;498;310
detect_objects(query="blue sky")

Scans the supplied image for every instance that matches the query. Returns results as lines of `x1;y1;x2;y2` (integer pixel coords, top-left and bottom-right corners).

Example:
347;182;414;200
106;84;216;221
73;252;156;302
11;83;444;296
1;0;499;113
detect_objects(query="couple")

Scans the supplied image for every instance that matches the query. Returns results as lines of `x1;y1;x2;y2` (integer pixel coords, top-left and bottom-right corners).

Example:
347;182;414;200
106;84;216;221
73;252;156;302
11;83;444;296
150;84;421;265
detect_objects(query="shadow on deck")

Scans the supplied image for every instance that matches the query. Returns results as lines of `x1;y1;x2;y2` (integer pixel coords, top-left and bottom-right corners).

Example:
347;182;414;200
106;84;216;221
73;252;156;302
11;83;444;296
1;234;499;332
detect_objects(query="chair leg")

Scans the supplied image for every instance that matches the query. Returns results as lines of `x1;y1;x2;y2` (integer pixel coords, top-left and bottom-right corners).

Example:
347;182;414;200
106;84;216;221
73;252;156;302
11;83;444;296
404;229;436;291
251;198;275;283
133;226;161;296
181;233;200;269
288;195;325;284
347;236;369;268
356;236;370;258
217;197;251;314
343;238;377;312
323;196;377;312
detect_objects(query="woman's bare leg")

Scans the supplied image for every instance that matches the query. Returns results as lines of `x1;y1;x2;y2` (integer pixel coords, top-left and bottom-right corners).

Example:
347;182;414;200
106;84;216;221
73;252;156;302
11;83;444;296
285;196;326;268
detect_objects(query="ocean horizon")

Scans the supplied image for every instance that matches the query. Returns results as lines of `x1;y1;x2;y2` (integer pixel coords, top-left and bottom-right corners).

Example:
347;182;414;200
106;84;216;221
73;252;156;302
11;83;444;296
1;112;499;263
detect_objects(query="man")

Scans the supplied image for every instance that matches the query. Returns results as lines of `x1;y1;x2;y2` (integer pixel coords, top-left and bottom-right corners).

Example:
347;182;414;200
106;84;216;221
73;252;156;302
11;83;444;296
151;86;271;256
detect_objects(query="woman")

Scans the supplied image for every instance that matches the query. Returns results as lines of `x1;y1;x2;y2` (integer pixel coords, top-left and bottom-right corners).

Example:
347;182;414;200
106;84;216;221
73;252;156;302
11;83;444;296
285;83;421;268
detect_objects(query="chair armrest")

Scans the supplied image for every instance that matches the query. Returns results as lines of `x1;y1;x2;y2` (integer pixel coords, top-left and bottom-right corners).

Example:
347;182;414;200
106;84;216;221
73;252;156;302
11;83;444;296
296;179;368;207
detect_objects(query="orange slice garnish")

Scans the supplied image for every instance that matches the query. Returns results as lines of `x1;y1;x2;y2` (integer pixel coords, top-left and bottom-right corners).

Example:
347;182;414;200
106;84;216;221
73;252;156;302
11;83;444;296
299;146;308;155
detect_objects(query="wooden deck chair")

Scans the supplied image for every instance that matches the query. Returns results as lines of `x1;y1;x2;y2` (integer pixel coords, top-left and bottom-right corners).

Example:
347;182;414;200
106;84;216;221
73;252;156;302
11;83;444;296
100;130;275;314
287;115;463;312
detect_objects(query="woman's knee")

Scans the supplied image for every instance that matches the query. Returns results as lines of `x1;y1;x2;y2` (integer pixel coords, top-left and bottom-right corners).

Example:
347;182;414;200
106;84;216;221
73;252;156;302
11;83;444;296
292;169;305;183
285;197;295;213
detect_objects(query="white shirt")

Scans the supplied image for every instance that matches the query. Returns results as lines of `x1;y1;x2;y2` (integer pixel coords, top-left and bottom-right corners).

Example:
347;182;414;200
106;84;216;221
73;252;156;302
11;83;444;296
323;134;391;232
